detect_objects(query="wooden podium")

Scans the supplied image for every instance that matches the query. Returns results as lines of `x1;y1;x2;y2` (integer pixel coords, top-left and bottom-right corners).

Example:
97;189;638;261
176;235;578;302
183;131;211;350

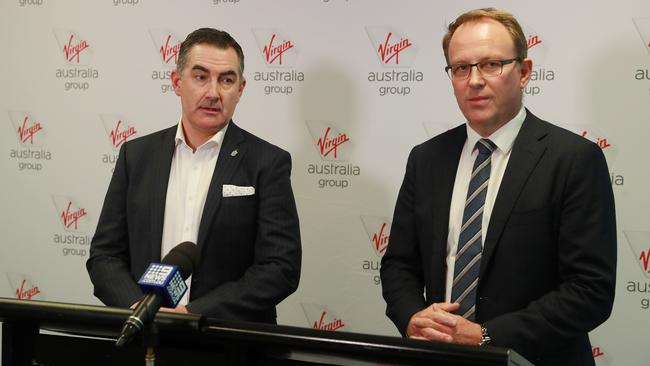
0;298;533;366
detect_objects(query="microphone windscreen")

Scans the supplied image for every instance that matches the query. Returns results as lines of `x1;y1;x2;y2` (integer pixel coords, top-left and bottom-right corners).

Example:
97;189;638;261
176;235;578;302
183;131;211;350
161;241;199;280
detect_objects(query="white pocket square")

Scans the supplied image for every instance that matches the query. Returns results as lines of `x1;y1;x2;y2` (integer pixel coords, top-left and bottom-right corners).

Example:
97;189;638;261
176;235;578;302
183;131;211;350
222;184;255;197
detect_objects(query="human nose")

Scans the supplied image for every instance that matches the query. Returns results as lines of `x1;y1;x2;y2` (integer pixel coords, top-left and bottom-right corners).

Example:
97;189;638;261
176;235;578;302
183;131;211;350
206;77;220;99
467;65;485;87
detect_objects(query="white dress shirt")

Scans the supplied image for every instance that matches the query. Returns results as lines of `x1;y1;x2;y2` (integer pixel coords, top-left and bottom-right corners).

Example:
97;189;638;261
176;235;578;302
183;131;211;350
444;107;526;302
160;122;228;305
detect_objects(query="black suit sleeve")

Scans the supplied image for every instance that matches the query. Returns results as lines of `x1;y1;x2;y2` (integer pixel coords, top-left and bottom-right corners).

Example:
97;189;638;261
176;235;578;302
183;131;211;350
86;143;143;307
380;146;428;335
485;142;616;359
185;149;302;319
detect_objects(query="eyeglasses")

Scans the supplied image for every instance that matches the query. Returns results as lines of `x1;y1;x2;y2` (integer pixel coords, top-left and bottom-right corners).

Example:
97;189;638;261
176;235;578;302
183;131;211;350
445;58;521;80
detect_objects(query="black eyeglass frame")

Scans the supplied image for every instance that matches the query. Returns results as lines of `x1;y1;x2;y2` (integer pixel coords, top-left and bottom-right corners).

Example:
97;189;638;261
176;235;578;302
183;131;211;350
444;58;522;80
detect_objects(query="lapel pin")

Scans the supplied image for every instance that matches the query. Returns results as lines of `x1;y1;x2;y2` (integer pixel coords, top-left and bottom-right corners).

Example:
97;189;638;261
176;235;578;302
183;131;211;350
230;149;238;157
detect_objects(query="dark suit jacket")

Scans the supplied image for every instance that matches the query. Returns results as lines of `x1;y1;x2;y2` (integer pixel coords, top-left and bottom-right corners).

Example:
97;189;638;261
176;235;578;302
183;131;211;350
380;110;616;365
87;121;301;323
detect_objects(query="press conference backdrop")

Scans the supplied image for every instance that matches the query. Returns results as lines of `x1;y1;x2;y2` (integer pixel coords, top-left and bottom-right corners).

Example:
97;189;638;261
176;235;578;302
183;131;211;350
1;0;648;363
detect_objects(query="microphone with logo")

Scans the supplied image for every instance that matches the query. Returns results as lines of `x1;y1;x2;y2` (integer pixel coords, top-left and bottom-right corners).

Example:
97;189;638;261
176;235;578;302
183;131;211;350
115;241;199;347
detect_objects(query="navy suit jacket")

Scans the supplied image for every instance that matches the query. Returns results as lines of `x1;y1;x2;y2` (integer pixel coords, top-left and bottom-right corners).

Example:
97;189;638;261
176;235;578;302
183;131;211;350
380;110;616;365
87;121;301;323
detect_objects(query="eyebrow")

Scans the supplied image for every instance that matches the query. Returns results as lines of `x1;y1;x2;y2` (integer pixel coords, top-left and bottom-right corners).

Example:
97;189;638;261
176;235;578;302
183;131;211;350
451;56;507;64
191;65;210;73
190;65;238;78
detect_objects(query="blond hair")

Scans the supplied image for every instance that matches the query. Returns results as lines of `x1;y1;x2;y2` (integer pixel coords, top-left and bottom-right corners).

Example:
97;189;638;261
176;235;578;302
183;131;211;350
442;8;527;64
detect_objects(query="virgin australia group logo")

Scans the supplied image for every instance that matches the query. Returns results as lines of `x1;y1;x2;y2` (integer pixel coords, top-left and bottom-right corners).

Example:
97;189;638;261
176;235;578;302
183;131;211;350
251;28;303;96
101;114;138;150
366;27;416;67
360;215;391;285
53;29;99;91
365;26;423;96
51;195;91;257
305;120;359;189
252;29;298;67
623;231;650;310
149;29;184;93
106;117;137;150
625;231;650;278
564;124;623;187
100;114;138;168
54;30;92;65
6;273;43;300
301;303;347;331
10;111;45;146
150;29;182;67
360;215;391;257
8;111;52;171
306;120;351;161
52;196;89;232
567;125;615;152
519;22;554;98
520;22;549;65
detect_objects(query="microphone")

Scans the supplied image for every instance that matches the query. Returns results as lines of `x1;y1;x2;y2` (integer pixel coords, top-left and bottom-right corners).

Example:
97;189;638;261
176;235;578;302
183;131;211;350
115;241;199;347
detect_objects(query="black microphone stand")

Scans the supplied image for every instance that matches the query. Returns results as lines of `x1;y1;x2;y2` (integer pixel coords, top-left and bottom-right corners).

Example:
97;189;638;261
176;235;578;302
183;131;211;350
143;318;159;366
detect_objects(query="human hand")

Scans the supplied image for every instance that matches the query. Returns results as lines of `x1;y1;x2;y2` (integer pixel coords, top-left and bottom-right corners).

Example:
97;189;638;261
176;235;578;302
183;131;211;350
407;302;482;345
407;302;459;342
159;305;189;314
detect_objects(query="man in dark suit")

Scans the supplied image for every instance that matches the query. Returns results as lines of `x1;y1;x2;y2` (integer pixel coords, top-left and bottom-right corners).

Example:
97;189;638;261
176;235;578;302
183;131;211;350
380;8;616;365
87;28;301;323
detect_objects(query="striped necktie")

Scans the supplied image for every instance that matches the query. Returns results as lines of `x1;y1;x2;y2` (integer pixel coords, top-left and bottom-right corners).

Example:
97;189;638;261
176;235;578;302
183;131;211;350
451;138;496;321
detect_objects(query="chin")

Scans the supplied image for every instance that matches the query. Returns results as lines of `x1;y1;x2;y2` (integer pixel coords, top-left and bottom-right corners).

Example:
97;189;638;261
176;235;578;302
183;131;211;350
466;111;495;123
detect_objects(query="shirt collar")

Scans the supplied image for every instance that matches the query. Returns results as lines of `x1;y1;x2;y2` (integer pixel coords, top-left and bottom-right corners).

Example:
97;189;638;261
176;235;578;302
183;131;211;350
174;120;229;151
465;106;526;154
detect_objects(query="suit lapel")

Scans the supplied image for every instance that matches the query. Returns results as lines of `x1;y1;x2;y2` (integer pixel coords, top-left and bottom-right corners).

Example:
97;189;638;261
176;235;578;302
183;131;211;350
197;121;246;249
480;111;548;278
150;126;177;261
429;126;466;300
432;126;467;243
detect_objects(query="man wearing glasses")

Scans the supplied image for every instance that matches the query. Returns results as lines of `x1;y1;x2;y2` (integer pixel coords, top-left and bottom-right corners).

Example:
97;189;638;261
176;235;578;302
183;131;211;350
380;8;616;366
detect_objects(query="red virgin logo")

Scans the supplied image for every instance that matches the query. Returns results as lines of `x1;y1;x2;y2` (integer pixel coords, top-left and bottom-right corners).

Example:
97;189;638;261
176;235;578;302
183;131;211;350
15;279;41;300
110;120;137;148
312;311;345;331
60;201;87;230
17;116;43;144
639;248;650;274
361;216;392;257
580;130;611;150
160;34;181;64
317;127;350;159
377;32;412;65
63;34;89;64
263;34;294;65
592;346;604;358
527;34;542;49
372;222;389;255
301;303;348;332
306;121;352;161
101;114;138;151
